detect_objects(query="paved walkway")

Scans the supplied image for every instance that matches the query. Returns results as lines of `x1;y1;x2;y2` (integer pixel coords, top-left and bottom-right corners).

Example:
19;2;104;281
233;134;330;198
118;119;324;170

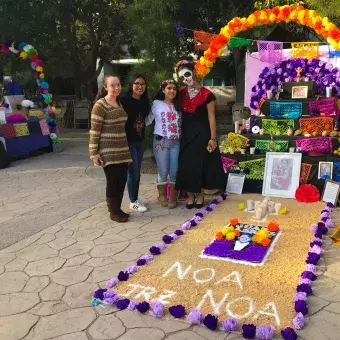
0;129;340;340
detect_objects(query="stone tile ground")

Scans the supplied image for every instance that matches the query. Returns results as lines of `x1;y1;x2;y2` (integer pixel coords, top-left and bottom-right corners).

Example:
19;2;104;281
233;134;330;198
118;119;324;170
0;129;340;340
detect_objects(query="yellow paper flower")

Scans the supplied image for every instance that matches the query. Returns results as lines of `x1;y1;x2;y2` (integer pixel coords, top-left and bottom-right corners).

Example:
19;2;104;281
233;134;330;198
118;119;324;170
247;14;256;25
238;203;245;211
256;229;270;239
217;48;224;57
322;17;329;26
36;66;43;73
226;232;236;240
222;226;234;236
39;73;45;79
269;13;276;22
20;51;27;59
289;11;297;20
279;207;287;215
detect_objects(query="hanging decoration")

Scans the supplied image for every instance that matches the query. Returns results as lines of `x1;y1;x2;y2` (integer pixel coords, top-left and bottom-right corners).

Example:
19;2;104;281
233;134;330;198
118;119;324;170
257;40;283;63
0;40;60;142
250;58;340;110
195;5;340;78
193;31;216;51
291;42;320;60
227;37;251;50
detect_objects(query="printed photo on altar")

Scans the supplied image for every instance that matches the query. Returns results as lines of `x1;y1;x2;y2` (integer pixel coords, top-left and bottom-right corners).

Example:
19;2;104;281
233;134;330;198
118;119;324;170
270;158;293;191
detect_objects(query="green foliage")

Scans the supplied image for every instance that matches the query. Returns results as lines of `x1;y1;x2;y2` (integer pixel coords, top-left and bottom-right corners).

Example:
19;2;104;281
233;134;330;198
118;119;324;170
254;0;304;9
304;0;340;19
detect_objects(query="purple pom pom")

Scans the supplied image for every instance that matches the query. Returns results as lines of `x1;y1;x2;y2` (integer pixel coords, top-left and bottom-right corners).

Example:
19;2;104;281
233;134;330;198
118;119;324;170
216;195;223;203
242;324;256;339
151;301;165;318
221;193;228;200
187;309;203;324
321;212;329;219
306;252;321;265
137;258;147;266
321;216;329;222
103;290;118;304
310;224;318;233
140;254;154;262
295;300;308;315
175;229;184;236
126;266;138;274
149;246;161;255
209;203;217;210
297;283;312;295
116;298;130;310
211;199;218;205
169;304;186;318
190;220;197;227
205;206;213;212
222;317;238;331
294;291;307;302
305;264;316;273
256;324;275;339
327;202;334;208
162;235;173;244
326;218;334;228
127;300;138;311
195;212;204;218
93;288;107;300
169;233;179;240
317;222;328;235
314;231;323;239
155;243;166;251
106;277;118;288
136;301;150;313
301;271;317;281
293;312;305;330
299;278;311;285
310;240;322;247
117;271;129;281
281;327;298;340
203;314;218;331
181;221;191;230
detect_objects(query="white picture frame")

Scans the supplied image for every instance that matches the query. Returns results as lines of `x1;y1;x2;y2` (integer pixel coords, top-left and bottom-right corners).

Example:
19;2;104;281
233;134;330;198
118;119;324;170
318;162;333;180
262;152;302;198
321;180;340;206
226;173;245;195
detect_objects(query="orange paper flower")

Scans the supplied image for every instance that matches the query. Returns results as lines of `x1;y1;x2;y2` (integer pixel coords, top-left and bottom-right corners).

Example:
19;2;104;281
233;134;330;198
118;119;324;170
234;230;241;237
261;238;271;247
216;231;223;240
229;218;239;226
267;222;279;232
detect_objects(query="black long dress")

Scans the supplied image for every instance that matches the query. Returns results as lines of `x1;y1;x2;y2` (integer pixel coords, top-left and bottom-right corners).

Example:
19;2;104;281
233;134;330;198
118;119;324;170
175;86;226;193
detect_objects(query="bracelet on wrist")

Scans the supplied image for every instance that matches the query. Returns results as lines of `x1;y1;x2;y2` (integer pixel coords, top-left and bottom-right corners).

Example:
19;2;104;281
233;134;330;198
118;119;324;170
210;138;216;141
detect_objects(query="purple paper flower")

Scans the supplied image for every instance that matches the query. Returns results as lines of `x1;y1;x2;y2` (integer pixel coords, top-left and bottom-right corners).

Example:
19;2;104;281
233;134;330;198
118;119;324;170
93;288;107;300
281;327;298;340
137;258;147;266
321;212;329;219
169;233;179;240
306;252;321;265
305;264;316;273
126;266;138;274
150;301;165;318
103;290;118;304
293;312;305;330
299;278;311;285
301;271;317;281
327;202;334;208
206;206;213;212
140;254;154;262
209;203;217;210
256;324;275;339
187;309;203;324
169;305;186;318
201;209;209;216
222;317;238;331
155;243;166;251
321;216;329;222
175;229;184;236
317;222;328;235
106;277;118;288
310;224;318;233
216;195;223;203
295;300;308;315
297;283;313;295
117;271;129;281
190;220;197;227
162;235;173;244
211;199;219;205
136;301;150;313
326;219;334;228
314;231;323;239
310;240;322;248
116;298;130;310
150;246;161;255
310;245;322;255
203;314;218;331
127;300;138;311
181;221;191;230
242;324;256;339
294;291;307;302
221;193;228;200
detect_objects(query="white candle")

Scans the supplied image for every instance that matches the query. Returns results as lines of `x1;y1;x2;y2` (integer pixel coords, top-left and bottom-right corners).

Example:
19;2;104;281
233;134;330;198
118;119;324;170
250;147;255;155
268;201;275;213
247;200;254;211
235;121;239;133
275;203;282;214
255;207;263;220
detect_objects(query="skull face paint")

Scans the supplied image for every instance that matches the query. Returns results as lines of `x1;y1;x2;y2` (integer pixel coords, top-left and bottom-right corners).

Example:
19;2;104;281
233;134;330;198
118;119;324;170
178;67;194;87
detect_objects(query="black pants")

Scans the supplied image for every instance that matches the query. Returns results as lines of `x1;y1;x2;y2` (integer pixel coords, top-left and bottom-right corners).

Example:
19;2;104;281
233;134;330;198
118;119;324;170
103;163;128;198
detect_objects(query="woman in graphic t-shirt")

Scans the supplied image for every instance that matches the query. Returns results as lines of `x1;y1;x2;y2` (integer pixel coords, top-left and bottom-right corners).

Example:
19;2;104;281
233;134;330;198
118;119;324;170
121;74;150;213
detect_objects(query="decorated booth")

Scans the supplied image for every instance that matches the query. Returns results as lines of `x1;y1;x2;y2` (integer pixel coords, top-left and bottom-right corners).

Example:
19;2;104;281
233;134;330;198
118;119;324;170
0;41;62;168
89;5;340;340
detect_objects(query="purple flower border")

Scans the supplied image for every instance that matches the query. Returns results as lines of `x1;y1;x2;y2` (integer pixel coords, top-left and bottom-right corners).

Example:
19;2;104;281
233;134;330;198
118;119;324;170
250;58;340;110
92;193;333;340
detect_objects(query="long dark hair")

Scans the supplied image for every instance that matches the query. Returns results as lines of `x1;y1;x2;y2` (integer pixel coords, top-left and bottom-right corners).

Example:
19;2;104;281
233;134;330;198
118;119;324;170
154;80;181;112
127;74;149;105
95;74;122;105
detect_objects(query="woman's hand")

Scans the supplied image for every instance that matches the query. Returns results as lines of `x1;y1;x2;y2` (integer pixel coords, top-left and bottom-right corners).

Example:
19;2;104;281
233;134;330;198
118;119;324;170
92;155;104;167
208;139;217;152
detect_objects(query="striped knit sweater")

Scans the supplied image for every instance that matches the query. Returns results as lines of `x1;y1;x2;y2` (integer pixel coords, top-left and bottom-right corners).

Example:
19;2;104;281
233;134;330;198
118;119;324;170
89;98;131;166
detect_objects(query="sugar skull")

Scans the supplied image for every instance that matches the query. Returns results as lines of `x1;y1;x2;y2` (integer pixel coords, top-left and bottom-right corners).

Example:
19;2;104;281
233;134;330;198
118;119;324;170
178;67;194;87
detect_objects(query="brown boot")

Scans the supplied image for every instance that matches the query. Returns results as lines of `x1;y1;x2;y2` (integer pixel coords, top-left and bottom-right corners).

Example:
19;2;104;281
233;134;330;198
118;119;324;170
157;183;168;207
118;194;130;218
106;197;128;223
168;183;178;209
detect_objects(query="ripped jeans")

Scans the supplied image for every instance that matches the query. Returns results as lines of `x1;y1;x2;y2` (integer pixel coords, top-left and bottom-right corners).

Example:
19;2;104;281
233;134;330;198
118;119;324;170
153;136;180;183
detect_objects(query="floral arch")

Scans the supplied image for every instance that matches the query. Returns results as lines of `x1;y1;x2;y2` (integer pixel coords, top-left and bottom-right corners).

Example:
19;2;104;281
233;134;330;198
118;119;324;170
194;5;340;79
1;41;57;135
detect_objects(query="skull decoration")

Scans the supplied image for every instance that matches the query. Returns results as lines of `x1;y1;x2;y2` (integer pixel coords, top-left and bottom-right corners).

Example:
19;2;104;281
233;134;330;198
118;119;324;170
178;67;194;87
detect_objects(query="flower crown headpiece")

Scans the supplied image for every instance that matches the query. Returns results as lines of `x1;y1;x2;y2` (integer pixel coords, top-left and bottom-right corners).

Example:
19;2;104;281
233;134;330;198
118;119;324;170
174;60;192;73
160;79;177;87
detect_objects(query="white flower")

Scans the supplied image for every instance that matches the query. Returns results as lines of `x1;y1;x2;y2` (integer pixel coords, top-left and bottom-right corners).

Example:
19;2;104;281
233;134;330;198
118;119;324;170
50;133;57;139
21;100;35;108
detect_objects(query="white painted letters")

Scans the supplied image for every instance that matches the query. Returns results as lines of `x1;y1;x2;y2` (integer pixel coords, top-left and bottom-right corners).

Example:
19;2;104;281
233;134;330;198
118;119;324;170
226;296;255;319
134;286;156;301
163;262;192;280
196;289;229;315
215;271;243;289
253;302;281;326
193;268;216;284
154;290;177;305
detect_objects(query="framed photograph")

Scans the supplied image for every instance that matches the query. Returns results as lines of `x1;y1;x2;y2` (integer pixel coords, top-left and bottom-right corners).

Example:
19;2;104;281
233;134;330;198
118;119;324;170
262;152;302;198
318;162;333;180
226;173;245;194
321;180;340;206
292;86;308;99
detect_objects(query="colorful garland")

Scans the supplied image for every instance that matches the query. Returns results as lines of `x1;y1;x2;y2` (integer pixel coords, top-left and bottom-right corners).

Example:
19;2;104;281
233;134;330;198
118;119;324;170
0;40;59;138
195;5;340;78
91;193;333;339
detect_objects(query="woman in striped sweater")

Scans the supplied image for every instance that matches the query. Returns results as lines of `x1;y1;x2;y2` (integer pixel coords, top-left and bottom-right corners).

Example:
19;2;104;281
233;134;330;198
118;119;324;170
89;75;132;223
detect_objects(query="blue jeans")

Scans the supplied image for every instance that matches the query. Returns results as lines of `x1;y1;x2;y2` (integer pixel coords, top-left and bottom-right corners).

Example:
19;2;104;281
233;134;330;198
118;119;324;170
127;141;144;202
153;136;180;183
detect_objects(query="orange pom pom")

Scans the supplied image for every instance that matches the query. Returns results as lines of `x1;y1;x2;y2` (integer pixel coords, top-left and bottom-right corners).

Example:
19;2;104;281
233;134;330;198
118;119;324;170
261;238;271;247
234;230;240;237
267;222;279;232
216;232;223;240
229;218;239;226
